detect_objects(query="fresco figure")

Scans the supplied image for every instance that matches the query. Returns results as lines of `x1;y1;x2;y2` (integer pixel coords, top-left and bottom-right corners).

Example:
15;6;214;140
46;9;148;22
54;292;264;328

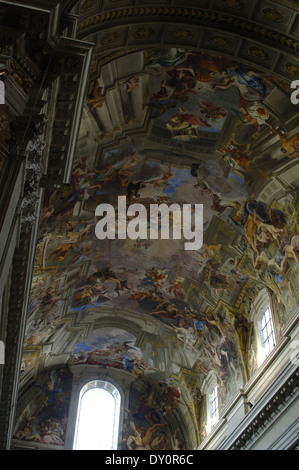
170;324;198;353
123;409;170;450
271;129;299;159
165;107;211;135
18;44;299;451
87;80;105;112
213;63;270;100
242;199;289;252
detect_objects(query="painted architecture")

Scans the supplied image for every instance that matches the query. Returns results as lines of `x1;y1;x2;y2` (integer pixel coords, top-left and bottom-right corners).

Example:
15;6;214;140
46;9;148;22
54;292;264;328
0;0;298;451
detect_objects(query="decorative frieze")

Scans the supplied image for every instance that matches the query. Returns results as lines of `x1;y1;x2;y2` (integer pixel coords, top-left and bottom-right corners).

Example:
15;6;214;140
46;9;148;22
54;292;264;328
77;5;299;59
228;368;299;450
20;132;45;233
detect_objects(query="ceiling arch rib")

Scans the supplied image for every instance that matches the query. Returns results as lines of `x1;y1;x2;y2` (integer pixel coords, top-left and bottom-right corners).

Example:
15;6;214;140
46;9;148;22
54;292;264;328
76;2;299;81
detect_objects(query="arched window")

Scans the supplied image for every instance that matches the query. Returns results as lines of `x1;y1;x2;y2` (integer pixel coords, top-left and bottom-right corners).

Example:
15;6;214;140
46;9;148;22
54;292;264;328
202;372;220;435
209;384;219;428
249;289;276;367
258;306;276;361
73;380;121;450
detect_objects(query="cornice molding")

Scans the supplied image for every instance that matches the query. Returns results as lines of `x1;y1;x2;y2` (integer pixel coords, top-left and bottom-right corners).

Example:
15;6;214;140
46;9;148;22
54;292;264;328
77;5;299;58
199;313;299;450
227;366;299;450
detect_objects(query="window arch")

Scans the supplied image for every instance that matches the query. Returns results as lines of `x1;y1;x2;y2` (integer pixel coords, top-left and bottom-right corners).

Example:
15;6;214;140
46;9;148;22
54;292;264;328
73;380;121;450
208;384;219;428
249;289;276;367
258;306;276;361
202;372;220;435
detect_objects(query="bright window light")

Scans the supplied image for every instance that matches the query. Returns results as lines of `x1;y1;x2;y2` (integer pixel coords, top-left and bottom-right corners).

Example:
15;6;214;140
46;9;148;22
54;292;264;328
209;385;219;427
258;307;275;365
73;381;120;450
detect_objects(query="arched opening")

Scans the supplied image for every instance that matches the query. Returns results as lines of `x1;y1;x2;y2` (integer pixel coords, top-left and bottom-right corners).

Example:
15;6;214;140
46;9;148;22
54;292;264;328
73;380;121;450
258;306;276;364
209;384;219;429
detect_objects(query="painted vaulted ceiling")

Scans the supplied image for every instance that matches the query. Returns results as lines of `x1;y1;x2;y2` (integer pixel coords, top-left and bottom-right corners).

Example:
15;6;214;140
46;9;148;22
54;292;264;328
13;0;299;450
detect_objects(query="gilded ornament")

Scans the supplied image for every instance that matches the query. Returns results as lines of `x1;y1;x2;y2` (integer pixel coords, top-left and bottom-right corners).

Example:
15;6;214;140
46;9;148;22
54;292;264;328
172;30;193;40
134;26;154;39
248;46;268;61
209;37;231;48
80;0;95;13
261;7;285;23
222;0;245;8
286;63;299;77
76;7;299;60
101;31;121;45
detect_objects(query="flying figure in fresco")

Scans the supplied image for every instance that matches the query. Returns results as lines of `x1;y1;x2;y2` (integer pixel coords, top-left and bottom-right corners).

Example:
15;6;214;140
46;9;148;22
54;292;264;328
220;143;255;171
212;63;270;100
95;150;140;184
87;79;105;112
238;98;275;132
240;199;299;283
242;199;289;253
271;128;299;159
201;186;236;216
47;242;79;262
199;101;227;122
143;267;169;292
120;75;140;92
176;51;233;83
150;165;174;191
165;108;211;136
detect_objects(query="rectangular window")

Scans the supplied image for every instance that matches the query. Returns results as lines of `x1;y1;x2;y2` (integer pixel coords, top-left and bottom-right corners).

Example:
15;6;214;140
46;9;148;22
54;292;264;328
0;81;5;104
0;340;4;364
209;385;219;427
259;307;275;356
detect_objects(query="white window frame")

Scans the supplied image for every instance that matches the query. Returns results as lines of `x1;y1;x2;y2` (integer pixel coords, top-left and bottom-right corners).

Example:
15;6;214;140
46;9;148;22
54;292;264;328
202;372;220;435
73;379;121;450
209;384;219;428
249;289;276;367
258;306;276;360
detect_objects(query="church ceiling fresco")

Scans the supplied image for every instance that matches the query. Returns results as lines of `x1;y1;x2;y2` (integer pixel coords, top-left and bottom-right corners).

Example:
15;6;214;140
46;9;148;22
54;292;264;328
15;44;299;449
14;366;72;446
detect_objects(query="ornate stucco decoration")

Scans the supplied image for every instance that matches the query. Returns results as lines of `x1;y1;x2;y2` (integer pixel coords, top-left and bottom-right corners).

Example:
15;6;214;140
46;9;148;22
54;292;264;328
20;134;45;233
77;5;299;58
